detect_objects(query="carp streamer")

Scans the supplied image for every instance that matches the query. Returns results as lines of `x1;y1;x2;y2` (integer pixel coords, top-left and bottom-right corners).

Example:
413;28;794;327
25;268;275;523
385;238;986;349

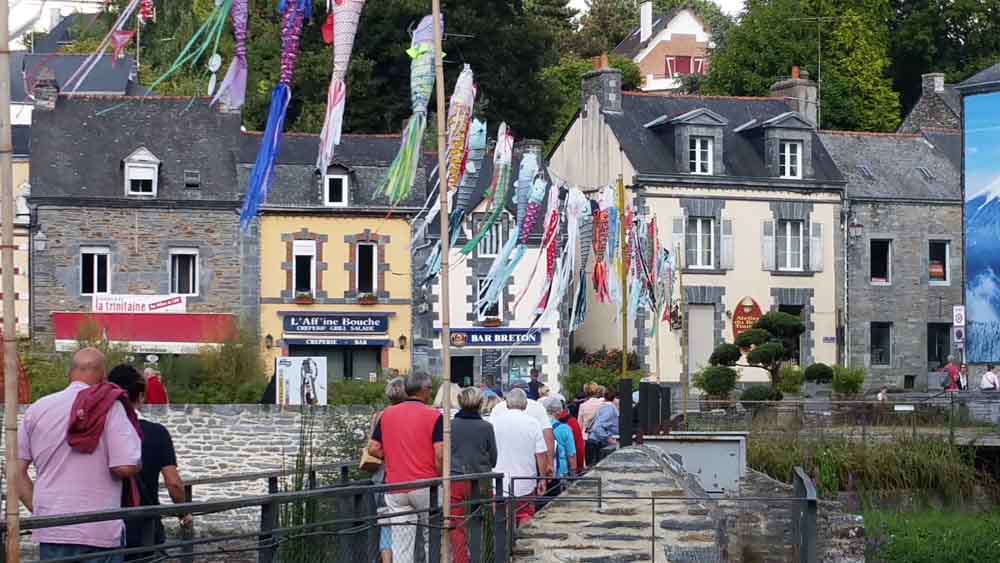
316;0;367;173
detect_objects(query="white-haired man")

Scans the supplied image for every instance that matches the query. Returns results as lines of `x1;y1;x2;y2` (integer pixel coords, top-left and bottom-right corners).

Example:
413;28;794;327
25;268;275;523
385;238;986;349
489;388;548;526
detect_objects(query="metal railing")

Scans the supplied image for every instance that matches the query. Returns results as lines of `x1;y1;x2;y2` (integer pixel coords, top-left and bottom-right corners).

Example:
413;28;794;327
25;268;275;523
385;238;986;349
792;467;818;563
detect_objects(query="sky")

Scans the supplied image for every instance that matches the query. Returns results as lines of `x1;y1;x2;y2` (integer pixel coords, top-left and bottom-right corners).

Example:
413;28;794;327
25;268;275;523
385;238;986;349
964;91;1000;200
568;0;745;17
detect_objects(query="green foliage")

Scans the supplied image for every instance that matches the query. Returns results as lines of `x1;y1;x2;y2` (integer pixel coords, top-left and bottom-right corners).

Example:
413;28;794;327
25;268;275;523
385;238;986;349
569;347;641;371
832;365;866;395
776;365;804;394
21;346;68;400
327;381;389;407
865;510;1000;562
739;384;782;407
708;343;741;367
562;364;644;399
745;341;785;369
755;311;806;342
693;365;738;398
161;325;267;403
734;328;770;349
804;362;833;383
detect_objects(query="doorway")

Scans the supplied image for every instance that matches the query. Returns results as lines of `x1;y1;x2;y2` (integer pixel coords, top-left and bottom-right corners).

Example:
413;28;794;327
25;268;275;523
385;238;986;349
450;356;475;387
688;305;715;376
778;304;804;365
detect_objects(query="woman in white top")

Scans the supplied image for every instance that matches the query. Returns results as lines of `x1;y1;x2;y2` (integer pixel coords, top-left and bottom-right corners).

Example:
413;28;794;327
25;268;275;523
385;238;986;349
980;364;999;392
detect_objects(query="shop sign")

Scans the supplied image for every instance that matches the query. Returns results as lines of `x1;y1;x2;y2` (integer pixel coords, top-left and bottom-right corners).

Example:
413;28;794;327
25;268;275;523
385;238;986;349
287;338;393;347
732;297;763;339
447;328;542;347
92;294;187;314
283;313;388;334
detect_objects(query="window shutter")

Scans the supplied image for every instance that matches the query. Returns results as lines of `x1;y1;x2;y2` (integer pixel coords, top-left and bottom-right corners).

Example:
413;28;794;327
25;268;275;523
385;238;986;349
810;222;824;272
672;216;685;267
761;220;775;271
720;219;734;269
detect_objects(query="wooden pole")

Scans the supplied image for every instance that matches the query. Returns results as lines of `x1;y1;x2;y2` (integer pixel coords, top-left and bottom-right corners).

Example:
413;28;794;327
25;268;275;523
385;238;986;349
677;242;687;431
0;0;21;558
430;2;452;561
618;176;627;381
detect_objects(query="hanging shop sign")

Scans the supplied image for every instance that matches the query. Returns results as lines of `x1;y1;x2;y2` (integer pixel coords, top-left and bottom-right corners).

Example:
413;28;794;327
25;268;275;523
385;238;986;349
732;297;763;339
92;294;187;314
445;328;543;348
283;313;389;335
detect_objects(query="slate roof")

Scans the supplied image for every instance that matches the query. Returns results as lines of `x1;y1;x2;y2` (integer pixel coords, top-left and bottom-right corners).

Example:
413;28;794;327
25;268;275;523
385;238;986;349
939;85;962;116
920;128;962;166
12;125;30;158
612;9;683;60
957;62;1000;94
30;96;243;203
608;92;842;184
11;52;136;103
817;131;960;202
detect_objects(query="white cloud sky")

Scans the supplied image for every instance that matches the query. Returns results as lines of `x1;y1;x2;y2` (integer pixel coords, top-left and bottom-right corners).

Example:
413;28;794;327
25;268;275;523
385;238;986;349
569;0;745;17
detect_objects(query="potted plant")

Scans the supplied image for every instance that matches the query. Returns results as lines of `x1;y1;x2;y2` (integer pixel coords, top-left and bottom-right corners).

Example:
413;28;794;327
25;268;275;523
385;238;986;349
481;317;501;328
358;293;378;305
293;292;314;305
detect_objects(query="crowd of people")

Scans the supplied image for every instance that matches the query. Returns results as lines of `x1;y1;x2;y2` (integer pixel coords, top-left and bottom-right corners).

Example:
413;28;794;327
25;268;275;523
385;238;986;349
366;371;621;563
938;357;1000;392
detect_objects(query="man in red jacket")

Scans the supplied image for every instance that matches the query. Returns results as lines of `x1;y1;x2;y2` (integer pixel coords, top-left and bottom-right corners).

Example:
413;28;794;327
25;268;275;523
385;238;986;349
143;367;169;405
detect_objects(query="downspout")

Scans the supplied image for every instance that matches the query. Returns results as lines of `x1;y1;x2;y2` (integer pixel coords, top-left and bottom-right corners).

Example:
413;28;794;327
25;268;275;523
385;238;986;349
842;200;851;366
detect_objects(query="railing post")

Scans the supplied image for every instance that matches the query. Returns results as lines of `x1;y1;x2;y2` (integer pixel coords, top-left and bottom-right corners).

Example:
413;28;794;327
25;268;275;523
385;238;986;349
793;467;817;563
307;469;318;522
181;484;194;563
258;476;279;563
340;464;350;484
493;475;509;563
428;484;441;563
469;478;484;563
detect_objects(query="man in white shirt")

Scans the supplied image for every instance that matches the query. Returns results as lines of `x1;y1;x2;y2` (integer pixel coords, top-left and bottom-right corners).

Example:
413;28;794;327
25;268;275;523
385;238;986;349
491;387;555;476
981;364;999;392
489;388;548;526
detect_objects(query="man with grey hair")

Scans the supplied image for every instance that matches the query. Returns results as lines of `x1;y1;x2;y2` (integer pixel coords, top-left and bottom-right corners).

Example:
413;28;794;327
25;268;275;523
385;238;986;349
490;388;548;526
368;372;443;563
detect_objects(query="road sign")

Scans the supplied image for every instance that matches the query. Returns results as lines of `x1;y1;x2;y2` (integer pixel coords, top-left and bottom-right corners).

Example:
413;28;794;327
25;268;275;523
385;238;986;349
953;305;966;327
953;325;966;344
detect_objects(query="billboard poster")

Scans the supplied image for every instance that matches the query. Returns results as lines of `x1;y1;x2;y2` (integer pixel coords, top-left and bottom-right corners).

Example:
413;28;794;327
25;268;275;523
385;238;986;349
93;294;187;314
275;357;328;406
964;91;1000;362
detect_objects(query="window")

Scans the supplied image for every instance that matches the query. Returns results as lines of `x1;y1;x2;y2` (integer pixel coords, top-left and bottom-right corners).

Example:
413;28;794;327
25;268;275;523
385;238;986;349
689;137;712;175
477;221;503;257
169;249;198;295
870;322;892;366
870;240;891;284
80;247;110;295
777;220;804;271
126;163;157;196
779;141;802;179
293;240;316;296
184;170;201;188
929;240;950;285
324;175;348;207
356;242;377;295
927;323;952;371
686;217;714;269
477;278;500;319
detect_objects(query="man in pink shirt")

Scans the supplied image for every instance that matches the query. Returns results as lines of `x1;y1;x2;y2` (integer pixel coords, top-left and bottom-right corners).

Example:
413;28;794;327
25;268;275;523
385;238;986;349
17;347;142;562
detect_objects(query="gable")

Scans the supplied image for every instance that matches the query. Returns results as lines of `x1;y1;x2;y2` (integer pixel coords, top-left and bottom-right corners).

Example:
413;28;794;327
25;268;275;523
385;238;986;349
635;8;711;63
667;107;728;127
761;112;816;130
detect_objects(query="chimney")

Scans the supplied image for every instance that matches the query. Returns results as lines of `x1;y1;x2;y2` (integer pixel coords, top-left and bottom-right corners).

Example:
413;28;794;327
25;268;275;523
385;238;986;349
770;67;818;125
31;66;59;111
922;72;946;95
581;64;623;116
640;1;653;44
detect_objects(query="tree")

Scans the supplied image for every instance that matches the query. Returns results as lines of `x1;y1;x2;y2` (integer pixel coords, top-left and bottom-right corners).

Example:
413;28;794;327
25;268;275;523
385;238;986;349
526;0;579;54
727;311;806;387
703;0;901;131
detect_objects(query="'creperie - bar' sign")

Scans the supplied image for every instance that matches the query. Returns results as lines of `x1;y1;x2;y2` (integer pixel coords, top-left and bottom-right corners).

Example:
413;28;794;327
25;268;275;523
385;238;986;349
92;294;187;314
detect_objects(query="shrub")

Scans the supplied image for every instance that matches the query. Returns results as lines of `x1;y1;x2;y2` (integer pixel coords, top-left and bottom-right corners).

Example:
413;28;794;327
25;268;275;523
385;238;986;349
865;510;1000;562
832;365;866;395
804;362;833;383
777;365;804;394
562;364;644;399
694;365;738;398
740;385;782;409
327;381;389;407
708;343;741;366
571;347;641;371
21;346;68;400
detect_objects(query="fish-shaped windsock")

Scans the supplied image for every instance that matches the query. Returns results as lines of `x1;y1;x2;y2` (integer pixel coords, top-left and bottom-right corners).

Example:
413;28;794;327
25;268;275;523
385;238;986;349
316;0;367;173
445;65;476;195
462;123;514;254
212;0;249;110
377;15;439;205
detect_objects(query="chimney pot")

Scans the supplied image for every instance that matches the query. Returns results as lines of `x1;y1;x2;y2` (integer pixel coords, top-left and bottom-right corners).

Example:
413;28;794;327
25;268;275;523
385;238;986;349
640;1;653;44
31;66;59;111
921;72;946;95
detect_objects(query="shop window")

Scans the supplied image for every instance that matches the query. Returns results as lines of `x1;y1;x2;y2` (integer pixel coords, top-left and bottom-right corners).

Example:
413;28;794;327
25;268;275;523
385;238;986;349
870;240;891;284
169;248;199;295
871;322;892;366
293;240;316;296
357;242;377;294
81;246;110;295
509;356;536;387
929;240;950;285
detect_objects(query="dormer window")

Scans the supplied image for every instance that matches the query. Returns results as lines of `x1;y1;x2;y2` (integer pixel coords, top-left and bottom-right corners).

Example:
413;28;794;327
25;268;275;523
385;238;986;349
689;137;713;175
324;174;348;207
122;147;161;197
779;141;802;179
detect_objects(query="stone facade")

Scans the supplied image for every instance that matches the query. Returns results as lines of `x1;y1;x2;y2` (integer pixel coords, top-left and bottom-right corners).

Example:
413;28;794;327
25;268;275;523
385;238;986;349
898;73;961;134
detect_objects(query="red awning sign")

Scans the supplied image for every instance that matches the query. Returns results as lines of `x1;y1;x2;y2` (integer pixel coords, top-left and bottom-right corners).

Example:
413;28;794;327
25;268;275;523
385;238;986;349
53;312;236;354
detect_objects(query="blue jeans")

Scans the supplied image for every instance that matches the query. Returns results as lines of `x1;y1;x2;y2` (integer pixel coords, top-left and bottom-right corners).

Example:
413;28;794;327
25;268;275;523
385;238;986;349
39;543;124;563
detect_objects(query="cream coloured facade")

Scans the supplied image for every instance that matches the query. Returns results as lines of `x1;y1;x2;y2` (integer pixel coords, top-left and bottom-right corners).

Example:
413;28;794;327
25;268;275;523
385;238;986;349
7;157;31;336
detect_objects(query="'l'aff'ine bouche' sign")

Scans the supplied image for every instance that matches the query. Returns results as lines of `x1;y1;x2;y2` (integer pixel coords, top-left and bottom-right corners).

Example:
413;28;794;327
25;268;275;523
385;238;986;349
732;296;763;339
283;314;389;334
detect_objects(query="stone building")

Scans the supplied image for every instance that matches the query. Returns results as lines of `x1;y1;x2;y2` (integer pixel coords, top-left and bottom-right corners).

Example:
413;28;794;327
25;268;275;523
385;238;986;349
29;92;255;352
612;1;713;92
549;65;844;385
897;72;961;133
819;130;962;389
251;133;424;381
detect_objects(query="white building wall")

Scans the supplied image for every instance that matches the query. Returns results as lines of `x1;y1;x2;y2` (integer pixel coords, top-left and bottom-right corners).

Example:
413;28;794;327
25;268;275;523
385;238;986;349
11;1;104;49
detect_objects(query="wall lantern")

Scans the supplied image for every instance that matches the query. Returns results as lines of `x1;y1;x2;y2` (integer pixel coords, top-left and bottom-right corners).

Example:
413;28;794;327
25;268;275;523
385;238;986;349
398;334;408;350
265;334;274;349
33;230;47;252
848;222;864;239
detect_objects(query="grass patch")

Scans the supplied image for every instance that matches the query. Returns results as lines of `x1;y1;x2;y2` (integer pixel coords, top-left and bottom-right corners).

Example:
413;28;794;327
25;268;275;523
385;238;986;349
865;510;1000;562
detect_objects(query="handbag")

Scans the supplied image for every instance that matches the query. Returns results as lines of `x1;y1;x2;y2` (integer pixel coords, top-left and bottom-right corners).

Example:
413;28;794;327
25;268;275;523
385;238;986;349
359;410;384;473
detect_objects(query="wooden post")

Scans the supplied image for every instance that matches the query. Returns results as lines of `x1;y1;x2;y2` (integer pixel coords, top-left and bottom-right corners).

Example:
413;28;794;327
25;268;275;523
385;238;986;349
429;2;453;561
677;242;687;431
1;0;21;557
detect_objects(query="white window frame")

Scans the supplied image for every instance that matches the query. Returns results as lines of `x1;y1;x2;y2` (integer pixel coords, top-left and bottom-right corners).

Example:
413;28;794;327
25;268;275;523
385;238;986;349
665;57;676;78
125;163;158;197
292;240;317;297
870;239;892;285
324;174;349;207
778;220;805;272
779;141;803;179
477;278;502;320
693;57;706;75
80;246;110;296
689;136;713;175
477;221;504;258
169;248;199;296
928;240;951;286
356;242;378;295
686;217;714;269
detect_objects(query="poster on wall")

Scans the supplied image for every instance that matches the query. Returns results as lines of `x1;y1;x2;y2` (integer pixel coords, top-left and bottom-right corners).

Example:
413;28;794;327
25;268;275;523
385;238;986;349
965;91;1000;362
275;357;328;406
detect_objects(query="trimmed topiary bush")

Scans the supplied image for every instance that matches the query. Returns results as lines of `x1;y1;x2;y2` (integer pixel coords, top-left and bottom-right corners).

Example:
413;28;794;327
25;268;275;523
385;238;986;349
694;365;739;398
740;385;783;409
832;365;866;395
777;365;804;394
804;362;834;383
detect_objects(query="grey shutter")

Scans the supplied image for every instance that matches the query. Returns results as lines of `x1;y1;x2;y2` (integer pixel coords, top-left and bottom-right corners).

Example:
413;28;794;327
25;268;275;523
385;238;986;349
720;218;735;269
810;222;824;272
761;220;775;271
672;216;685;267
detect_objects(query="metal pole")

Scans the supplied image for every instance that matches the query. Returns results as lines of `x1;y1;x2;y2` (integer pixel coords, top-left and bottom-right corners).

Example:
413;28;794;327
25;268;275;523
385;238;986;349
618;176;627;381
678;242;687;431
1;0;21;556
430;2;452;561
